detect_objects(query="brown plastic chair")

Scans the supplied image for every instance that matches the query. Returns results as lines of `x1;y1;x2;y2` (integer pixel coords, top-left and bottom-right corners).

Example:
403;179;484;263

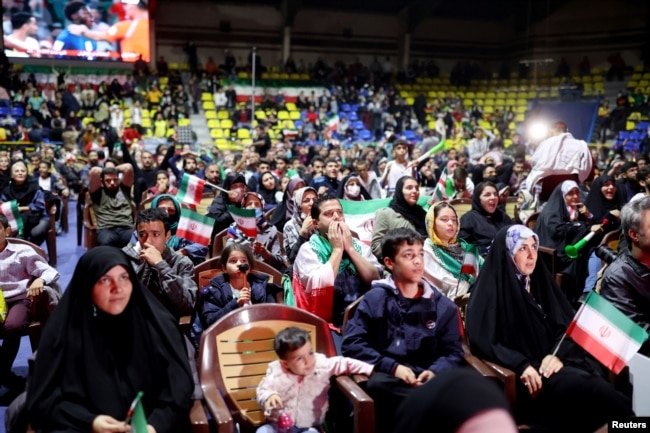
600;229;621;253
5;238;61;350
211;228;229;258
449;198;472;219
198;304;374;433
505;196;519;221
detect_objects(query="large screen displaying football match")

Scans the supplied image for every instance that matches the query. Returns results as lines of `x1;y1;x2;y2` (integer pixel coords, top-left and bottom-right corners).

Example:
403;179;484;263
2;0;150;62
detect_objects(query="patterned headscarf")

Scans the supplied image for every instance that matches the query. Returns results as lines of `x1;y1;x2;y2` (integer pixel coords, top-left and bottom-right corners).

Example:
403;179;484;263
505;224;539;268
292;187;317;225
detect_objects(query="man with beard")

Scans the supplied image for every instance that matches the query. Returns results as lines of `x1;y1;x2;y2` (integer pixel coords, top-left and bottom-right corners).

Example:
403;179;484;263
89;164;134;247
4;12;41;57
52;2;97;53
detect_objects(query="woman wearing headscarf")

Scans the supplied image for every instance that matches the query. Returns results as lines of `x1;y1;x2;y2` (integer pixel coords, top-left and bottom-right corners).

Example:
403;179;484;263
534;180;604;303
466;225;633;433
371;176;427;260
256;171;281;212
283;186;318;264
1;161;49;245
226;192;285;272
582;174;626;293
26;247;194;433
270;177;305;232
336;173;371;201
423;202;483;299
458;181;513;258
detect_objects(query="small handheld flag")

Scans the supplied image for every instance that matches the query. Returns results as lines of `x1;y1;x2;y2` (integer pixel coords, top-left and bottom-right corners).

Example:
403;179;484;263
177;174;205;207
176;209;216;246
125;391;147;433
227;205;257;238
0;201;23;236
566;292;649;374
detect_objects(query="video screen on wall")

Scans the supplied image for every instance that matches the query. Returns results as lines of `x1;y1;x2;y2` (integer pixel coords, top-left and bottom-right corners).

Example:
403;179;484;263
2;0;150;62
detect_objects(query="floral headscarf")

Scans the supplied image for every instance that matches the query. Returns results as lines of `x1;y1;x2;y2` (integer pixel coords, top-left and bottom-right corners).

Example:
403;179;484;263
505;224;539;276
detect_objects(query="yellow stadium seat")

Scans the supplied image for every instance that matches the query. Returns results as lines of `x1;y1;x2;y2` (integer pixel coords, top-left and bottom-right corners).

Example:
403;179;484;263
141;109;150;119
141;118;152;128
179;118;191;127
289;111;301;120
220;119;233;129
238;72;250;80
515;106;527;114
289;73;301;80
255;110;267;120
484;99;495;106
159;76;169;86
215;138;228;148
300;73;310;80
268;129;278;140
217;110;229;120
277;111;290;120
202;101;215;110
261;72;271;80
285;102;297;111
406;97;415;105
201;93;212;101
515;113;525;122
211;129;224;139
483;106;494;114
207;119;220;129
237;129;251;139
241;138;253;145
279;73;289;80
282;120;295;129
123;109;131;118
205;111;217;120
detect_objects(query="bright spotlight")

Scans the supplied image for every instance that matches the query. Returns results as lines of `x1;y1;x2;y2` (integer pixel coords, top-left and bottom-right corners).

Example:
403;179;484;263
528;122;549;141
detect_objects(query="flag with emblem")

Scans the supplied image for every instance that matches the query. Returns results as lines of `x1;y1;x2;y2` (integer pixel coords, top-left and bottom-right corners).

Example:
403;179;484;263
227;205;257;238
176;208;215;246
126;391;147;433
460;252;478;280
176;174;205;207
432;167;448;202
566;291;649;374
0;200;23;236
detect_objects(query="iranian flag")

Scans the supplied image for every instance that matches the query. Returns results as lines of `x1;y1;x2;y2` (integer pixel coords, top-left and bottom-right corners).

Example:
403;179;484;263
127;392;147;433
227;205;257;238
341;196;431;246
326;114;339;131
432;167;448;202
176;209;216;246
177;174;205;207
0;200;23;236
460;252;478;279
567;291;649;374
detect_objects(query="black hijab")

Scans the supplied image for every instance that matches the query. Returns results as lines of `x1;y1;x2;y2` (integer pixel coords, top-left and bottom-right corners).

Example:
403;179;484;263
466;226;585;376
2;173;40;206
257;170;279;206
389;176;427;236
270;177;305;231
584;174;626;224
27;247;193;433
336;172;372;201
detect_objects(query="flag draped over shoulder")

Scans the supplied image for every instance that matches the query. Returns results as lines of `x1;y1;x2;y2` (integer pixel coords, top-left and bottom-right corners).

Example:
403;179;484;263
566;291;649;374
0;200;23;236
176;209;215;246
227;205;257;238
176;174;205;207
127;392;147;433
340;196;431;246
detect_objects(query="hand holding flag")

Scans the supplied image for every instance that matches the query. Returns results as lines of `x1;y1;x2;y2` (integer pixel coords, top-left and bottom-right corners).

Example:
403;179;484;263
176;174;206;208
227;205;257;239
125;391;148;433
0;201;23;236
176;209;216;246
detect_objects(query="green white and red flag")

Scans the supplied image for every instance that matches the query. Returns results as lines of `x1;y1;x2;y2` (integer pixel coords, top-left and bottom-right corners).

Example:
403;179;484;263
432;167;448;202
0;200;23;236
227;205;257;238
176;174;205;207
126;391;147;433
176;208;216;246
567;291;649;374
460;252;478;279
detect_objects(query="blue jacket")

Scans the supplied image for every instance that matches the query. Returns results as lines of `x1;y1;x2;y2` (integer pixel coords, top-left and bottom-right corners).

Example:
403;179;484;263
341;276;464;376
190;272;280;347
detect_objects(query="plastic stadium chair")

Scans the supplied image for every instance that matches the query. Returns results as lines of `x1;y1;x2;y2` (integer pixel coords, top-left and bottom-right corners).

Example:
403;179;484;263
359;130;372;141
352;120;364;130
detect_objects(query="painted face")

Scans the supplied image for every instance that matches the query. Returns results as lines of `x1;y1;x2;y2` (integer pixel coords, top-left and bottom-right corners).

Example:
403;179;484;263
402;179;420;206
91;265;133;315
223;250;249;279
281;341;316;376
137;220;170;253
600;180;617;201
384;241;424;285
435;206;458;244
513;236;538;276
315;199;344;237
480;186;498;214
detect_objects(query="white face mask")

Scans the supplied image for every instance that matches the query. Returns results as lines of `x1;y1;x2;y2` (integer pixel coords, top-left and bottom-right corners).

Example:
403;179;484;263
347;185;361;197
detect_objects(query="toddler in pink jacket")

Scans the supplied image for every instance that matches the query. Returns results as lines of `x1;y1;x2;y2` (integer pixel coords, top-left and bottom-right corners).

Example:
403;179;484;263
256;326;374;432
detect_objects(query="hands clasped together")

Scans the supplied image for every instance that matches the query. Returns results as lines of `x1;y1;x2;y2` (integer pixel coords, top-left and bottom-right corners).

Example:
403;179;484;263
520;354;563;397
